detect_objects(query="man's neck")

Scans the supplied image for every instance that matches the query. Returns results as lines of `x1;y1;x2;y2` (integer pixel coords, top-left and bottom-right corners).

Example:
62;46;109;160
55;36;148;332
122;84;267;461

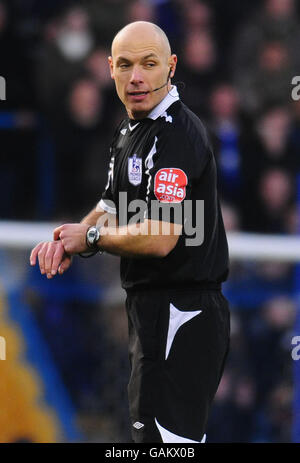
128;110;151;120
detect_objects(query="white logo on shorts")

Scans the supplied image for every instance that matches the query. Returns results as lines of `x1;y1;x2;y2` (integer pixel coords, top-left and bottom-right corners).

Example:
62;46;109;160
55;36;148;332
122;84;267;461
133;421;144;429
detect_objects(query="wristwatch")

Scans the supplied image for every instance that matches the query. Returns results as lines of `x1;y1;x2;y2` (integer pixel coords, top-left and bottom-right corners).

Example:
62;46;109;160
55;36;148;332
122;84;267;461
86;226;101;250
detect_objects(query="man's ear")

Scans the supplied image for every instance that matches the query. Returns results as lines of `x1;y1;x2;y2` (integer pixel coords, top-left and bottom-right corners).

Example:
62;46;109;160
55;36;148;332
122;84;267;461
169;54;178;79
108;56;114;79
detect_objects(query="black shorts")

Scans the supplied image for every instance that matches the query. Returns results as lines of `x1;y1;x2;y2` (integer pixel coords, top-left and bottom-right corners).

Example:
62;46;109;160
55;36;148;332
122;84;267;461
125;287;230;443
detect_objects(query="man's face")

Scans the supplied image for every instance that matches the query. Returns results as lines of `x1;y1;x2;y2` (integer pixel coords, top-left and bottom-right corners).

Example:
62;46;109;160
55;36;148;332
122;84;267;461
109;30;177;119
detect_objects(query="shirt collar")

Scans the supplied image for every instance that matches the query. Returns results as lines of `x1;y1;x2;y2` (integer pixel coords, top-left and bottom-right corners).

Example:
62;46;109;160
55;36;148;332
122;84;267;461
147;85;179;120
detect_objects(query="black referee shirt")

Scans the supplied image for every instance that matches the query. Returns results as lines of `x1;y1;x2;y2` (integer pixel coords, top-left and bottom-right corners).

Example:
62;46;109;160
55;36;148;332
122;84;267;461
99;86;229;290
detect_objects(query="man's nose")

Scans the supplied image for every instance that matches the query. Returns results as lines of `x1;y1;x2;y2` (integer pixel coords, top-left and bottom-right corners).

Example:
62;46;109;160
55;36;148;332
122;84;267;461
130;67;144;84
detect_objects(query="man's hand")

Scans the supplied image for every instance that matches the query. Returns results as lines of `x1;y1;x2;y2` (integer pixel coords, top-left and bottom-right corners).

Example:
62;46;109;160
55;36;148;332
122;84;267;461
30;223;89;278
53;223;90;255
30;240;72;278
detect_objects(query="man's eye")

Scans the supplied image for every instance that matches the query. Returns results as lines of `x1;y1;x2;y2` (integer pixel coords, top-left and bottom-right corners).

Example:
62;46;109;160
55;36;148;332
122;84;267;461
145;63;155;67
120;64;130;69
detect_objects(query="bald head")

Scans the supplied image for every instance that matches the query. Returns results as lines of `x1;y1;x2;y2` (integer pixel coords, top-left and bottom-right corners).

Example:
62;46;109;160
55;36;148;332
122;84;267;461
111;21;171;59
108;21;177;120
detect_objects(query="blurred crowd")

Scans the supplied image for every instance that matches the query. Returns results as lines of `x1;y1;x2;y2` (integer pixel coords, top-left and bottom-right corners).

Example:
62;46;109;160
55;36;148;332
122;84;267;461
1;0;300;442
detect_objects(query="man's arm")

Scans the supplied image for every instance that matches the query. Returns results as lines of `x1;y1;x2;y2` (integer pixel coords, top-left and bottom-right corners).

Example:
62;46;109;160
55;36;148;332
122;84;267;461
97;219;182;258
80;206;109;226
30;205;181;276
53;218;181;258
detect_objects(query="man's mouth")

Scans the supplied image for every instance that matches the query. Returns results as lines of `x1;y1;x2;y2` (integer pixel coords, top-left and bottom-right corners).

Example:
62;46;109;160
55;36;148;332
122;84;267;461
128;91;149;96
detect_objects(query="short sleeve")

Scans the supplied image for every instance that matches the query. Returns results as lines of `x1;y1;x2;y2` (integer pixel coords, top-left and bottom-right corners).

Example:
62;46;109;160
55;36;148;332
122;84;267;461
144;126;208;224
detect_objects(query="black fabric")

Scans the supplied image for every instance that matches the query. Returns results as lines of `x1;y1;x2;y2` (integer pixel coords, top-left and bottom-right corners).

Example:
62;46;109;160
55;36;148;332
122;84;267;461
101;99;229;290
125;287;230;443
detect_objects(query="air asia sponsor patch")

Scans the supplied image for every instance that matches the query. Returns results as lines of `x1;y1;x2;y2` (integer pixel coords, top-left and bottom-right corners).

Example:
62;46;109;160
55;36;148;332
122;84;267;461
128;154;142;185
154;168;187;202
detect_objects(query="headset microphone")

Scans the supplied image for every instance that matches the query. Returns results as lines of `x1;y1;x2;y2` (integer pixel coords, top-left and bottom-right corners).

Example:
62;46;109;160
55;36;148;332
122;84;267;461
149;68;172;93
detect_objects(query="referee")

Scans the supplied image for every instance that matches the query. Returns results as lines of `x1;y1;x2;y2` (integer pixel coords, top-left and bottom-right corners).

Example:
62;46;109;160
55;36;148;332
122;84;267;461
30;21;230;443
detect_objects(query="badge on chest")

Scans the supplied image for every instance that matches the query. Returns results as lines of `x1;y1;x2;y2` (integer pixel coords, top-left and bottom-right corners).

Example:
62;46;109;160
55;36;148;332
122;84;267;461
128;154;142;186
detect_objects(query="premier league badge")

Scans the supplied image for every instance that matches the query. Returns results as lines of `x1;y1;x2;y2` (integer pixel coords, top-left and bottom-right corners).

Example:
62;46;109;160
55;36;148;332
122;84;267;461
128;154;142;186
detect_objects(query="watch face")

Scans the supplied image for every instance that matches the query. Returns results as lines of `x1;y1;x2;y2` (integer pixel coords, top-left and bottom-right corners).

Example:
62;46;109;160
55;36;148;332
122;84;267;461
88;228;96;244
87;227;99;246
